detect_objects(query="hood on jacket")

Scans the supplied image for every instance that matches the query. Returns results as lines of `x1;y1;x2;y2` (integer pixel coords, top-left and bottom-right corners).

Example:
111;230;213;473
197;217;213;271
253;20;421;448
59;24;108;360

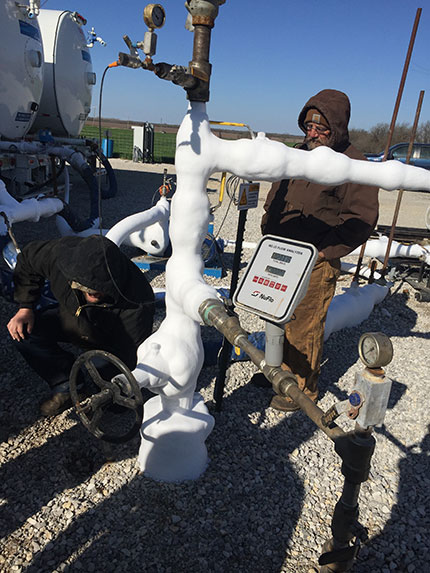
56;235;130;302
298;89;351;151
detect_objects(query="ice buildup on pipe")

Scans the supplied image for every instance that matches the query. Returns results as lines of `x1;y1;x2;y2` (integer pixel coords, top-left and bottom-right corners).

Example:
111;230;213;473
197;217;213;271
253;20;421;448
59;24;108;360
107;196;170;256
0;179;63;236
113;101;430;482
349;236;430;265
324;283;389;341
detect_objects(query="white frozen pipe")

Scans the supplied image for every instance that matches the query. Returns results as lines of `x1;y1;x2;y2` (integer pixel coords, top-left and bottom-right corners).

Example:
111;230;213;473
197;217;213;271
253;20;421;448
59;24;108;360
207;129;430;192
324;283;390;341
127;101;430;482
0;179;63;234
131;100;430;395
56;216;106;237
340;261;382;281
349;236;430;265
106;196;170;256
0;141;89;172
221;239;257;250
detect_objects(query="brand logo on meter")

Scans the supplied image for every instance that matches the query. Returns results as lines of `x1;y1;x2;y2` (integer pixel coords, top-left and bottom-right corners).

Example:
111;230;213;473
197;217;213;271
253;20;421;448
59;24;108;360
250;290;274;303
260;293;274;303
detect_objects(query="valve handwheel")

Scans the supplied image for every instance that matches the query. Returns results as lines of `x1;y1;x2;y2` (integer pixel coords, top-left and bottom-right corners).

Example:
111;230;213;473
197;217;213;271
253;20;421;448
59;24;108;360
70;350;144;443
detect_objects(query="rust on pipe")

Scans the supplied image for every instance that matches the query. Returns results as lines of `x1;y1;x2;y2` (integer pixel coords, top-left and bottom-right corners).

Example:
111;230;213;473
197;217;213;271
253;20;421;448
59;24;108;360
381;90;425;275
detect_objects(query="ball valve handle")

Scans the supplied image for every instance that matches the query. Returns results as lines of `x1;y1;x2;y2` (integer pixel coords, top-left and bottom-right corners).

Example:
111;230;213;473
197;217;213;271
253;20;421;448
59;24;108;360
69;350;144;443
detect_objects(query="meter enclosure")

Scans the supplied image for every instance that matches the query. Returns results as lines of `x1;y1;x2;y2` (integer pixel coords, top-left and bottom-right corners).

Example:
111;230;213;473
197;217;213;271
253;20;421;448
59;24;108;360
233;235;318;324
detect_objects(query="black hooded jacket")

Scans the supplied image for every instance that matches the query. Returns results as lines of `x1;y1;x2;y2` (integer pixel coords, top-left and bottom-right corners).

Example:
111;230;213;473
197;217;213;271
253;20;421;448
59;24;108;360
262;89;379;260
13;235;155;369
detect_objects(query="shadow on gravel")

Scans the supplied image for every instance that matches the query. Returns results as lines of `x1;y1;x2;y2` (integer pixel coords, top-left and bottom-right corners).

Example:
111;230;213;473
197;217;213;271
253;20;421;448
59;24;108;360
0;417;140;540
319;290;426;404
354;426;430;572
24;384;321;573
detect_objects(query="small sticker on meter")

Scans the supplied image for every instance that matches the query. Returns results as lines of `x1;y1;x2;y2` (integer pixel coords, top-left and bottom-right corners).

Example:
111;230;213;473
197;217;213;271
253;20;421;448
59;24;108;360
233;235;318;324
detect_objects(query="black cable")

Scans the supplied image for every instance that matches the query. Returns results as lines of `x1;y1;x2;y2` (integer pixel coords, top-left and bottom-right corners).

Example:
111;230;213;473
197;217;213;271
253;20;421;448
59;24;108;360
96;65;153;308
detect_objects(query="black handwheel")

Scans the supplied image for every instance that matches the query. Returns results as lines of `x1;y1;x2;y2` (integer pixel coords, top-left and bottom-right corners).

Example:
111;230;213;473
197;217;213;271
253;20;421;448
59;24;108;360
70;350;144;444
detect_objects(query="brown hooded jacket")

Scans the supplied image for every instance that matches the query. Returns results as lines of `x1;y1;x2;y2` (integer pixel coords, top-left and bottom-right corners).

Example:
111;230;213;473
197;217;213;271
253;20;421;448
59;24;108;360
261;89;379;260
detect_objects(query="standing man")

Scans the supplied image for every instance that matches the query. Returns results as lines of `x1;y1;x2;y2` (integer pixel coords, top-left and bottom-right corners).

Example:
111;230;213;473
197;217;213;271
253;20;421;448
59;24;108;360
7;235;155;416
255;89;379;411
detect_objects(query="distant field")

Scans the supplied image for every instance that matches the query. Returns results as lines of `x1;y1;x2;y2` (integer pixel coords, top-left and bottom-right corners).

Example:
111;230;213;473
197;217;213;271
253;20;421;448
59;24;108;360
80;123;299;163
80;125;177;163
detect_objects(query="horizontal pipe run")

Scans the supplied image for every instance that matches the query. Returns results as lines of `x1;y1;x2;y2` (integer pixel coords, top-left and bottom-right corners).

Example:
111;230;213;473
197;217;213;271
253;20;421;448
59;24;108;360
199;299;344;441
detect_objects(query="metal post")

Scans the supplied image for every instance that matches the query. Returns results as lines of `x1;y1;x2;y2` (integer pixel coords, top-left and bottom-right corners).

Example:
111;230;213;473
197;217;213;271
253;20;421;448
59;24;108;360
213;209;247;411
382;8;422;161
380;90;425;276
352;8;422;284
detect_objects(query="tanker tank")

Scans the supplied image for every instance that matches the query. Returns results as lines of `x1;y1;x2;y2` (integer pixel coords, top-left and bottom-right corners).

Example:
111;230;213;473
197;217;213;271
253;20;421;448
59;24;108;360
30;9;96;137
0;0;44;139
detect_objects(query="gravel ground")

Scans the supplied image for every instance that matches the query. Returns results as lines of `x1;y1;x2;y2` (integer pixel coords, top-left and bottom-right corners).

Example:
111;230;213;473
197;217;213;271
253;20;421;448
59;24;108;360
1;159;429;572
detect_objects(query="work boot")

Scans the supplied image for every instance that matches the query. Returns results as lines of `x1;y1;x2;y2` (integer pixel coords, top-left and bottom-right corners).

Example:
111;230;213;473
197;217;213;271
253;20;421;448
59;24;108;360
40;392;71;417
250;372;272;388
270;395;300;412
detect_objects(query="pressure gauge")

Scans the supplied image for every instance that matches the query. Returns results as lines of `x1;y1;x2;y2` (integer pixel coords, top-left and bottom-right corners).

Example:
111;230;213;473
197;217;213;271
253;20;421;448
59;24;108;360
358;332;393;368
143;4;166;29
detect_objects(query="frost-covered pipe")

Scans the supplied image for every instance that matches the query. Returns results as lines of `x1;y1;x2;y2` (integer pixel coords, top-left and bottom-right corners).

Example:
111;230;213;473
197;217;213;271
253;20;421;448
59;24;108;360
127;101;430;482
55;216;106;238
221;239;257;250
163;103;430;320
0;140;100;221
0;141;88;171
107;196;170;256
0;179;63;235
207;131;430;191
132;100;430;394
340;261;382;281
324;283;389;341
349;236;430;265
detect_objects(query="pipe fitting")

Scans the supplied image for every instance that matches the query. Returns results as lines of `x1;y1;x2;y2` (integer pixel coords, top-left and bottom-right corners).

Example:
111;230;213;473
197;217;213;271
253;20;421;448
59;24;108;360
185;0;225;24
271;369;297;397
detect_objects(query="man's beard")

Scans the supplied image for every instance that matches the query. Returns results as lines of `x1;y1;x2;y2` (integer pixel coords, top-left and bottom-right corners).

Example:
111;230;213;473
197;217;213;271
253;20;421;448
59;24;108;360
305;136;328;150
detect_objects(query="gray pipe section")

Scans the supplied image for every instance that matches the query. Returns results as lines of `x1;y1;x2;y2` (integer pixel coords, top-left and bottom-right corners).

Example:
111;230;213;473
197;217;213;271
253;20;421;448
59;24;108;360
199;299;345;441
264;321;285;367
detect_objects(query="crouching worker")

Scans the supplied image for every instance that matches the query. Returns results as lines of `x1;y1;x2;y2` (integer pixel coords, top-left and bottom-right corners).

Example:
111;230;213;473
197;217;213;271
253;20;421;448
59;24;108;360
7;235;155;416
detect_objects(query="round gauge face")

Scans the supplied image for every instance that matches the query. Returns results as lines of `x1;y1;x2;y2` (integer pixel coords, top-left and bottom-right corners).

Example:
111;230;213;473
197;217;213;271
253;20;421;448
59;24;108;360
143;4;166;29
358;332;393;368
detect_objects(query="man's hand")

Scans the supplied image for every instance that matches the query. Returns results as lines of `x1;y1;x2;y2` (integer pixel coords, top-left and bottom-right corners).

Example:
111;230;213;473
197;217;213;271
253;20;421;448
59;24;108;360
7;308;35;341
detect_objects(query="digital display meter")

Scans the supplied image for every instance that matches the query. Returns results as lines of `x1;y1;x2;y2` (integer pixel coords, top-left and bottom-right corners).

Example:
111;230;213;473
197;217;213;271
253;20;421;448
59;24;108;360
233;235;318;324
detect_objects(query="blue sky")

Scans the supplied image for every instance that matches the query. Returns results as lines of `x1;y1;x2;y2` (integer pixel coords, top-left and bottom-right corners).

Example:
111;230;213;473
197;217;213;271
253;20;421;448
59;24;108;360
41;0;430;135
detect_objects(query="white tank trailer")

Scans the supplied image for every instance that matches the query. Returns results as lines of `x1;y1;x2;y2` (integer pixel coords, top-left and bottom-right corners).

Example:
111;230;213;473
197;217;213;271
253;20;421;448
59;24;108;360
0;5;113;228
30;9;96;137
0;0;44;139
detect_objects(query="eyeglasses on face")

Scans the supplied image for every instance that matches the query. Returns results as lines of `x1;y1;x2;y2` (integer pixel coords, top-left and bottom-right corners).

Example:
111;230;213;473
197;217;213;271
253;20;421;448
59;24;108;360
305;122;330;134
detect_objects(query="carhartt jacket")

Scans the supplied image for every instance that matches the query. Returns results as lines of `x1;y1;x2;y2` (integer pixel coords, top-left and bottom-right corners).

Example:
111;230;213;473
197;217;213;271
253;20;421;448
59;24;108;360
261;89;379;260
13;235;155;369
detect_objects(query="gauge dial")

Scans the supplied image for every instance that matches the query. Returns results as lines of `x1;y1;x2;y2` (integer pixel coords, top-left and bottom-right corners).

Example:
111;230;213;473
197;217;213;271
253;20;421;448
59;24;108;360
143;4;166;29
358;332;393;368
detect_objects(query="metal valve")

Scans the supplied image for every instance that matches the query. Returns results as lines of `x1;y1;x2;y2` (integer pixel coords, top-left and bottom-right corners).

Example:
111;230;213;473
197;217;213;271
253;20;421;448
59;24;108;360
321;392;364;427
